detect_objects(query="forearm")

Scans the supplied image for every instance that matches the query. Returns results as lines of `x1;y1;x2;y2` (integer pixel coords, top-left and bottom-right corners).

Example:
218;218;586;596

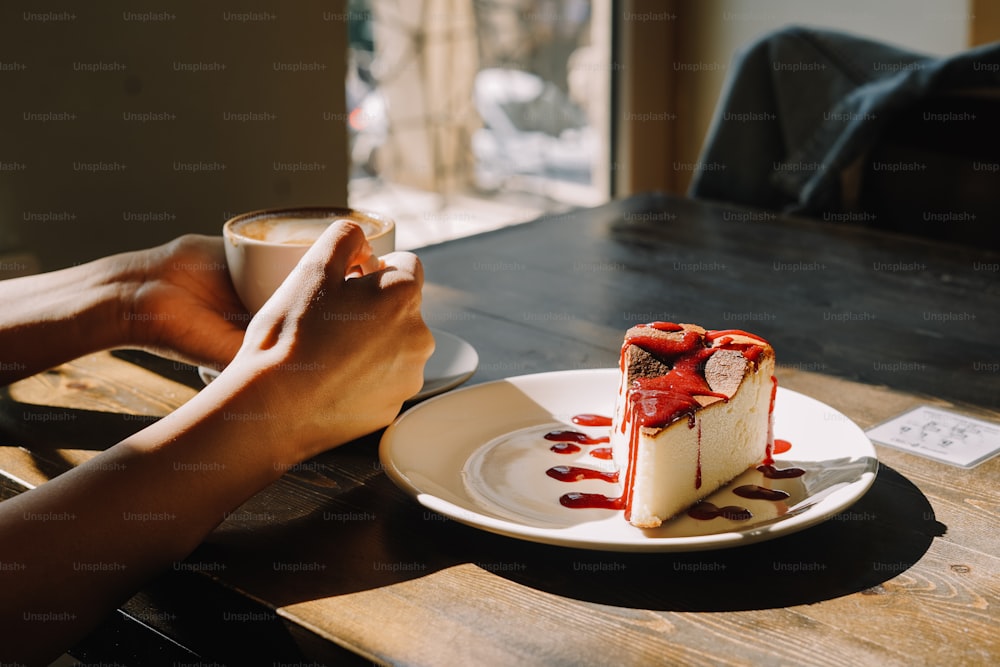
0;367;287;664
0;256;130;385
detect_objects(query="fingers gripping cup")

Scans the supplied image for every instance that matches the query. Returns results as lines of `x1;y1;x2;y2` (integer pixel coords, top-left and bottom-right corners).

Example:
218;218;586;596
223;207;395;313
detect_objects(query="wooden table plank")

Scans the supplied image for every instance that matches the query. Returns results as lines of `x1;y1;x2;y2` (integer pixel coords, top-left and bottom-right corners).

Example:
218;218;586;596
789;539;999;666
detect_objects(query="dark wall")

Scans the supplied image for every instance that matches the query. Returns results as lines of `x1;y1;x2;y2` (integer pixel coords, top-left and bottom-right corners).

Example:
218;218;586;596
0;1;350;270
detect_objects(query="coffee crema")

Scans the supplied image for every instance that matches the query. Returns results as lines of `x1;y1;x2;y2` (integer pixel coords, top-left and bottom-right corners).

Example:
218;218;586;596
234;217;379;245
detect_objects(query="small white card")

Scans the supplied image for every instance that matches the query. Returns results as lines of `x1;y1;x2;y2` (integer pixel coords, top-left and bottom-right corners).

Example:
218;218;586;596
865;405;1000;469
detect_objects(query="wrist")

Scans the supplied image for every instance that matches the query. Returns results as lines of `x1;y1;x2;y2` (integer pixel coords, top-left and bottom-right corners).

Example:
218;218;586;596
92;249;153;349
176;359;301;479
219;337;360;468
94;254;142;349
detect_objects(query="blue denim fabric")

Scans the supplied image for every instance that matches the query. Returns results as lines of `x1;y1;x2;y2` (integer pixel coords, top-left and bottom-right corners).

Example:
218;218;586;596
688;26;1000;215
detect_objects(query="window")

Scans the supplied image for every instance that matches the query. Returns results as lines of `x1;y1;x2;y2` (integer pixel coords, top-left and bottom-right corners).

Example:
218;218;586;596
346;0;611;248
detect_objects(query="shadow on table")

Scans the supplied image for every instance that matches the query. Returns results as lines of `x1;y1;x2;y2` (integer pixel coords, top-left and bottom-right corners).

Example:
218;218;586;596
0;349;200;456
99;448;937;660
184;454;939;617
0;389;162;490
414;462;943;612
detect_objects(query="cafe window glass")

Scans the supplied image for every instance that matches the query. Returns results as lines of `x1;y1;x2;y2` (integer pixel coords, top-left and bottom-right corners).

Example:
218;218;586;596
346;0;612;247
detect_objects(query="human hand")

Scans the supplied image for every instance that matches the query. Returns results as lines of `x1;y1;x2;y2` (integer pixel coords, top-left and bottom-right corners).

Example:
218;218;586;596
120;235;250;369
224;221;434;461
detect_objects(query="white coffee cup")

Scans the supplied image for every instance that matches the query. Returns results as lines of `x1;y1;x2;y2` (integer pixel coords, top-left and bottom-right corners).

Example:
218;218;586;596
223;206;395;313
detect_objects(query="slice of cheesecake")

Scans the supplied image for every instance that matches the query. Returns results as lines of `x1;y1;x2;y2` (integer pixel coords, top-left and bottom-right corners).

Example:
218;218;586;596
611;322;776;528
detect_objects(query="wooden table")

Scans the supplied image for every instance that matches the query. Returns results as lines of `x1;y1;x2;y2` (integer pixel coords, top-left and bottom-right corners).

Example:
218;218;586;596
2;192;998;665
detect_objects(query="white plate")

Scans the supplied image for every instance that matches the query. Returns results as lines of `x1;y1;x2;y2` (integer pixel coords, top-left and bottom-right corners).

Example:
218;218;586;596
379;368;879;552
199;328;478;402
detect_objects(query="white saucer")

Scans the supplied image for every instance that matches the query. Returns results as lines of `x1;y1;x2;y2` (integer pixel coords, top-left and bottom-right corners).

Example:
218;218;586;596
198;328;478;402
379;368;879;552
410;329;479;402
